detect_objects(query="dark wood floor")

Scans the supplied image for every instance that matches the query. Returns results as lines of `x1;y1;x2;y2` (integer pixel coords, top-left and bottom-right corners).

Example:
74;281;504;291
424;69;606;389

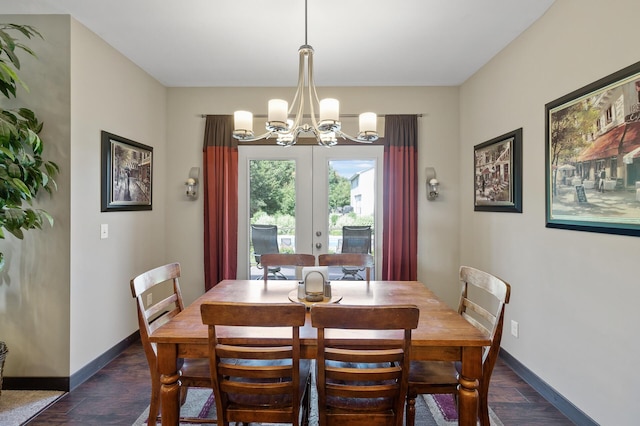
26;339;574;425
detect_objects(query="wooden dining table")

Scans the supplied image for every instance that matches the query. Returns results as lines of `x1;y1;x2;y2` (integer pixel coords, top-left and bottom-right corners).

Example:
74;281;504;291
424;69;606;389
149;279;490;425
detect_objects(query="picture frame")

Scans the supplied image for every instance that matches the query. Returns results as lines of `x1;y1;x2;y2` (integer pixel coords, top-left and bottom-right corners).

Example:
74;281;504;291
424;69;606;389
545;61;640;237
101;131;153;212
474;128;523;213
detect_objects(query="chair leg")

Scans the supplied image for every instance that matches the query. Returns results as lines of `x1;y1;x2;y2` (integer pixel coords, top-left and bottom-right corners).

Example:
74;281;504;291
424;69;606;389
180;385;188;406
302;374;311;426
148;374;160;426
406;390;417;426
478;386;490;426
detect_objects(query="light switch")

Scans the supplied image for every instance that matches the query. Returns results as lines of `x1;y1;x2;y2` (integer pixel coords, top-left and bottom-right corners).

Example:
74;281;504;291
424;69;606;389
100;224;109;239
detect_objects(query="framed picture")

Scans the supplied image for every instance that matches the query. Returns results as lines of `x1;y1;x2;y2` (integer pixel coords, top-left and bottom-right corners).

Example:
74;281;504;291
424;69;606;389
545;61;640;236
474;128;523;213
101;131;153;212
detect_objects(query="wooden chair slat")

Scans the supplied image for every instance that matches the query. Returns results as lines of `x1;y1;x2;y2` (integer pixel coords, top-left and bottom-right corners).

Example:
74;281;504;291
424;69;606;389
312;304;419;426
201;301;311;426
260;253;316;282
318;253;374;283
130;262;212;425
406;265;511;426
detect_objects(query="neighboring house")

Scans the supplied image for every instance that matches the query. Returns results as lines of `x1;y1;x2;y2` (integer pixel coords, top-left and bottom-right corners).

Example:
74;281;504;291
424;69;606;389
349;167;375;216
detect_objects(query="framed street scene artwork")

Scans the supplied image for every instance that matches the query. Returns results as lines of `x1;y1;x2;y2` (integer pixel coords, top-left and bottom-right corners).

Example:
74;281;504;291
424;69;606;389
474;128;523;213
101;131;153;212
545;60;640;236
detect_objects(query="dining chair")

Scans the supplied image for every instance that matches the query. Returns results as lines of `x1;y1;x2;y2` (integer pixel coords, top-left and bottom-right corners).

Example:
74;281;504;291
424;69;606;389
311;304;420;426
200;301;311;426
259;253;316;282
318;253;374;283
339;225;372;280
251;224;286;279
130;262;212;425
405;266;511;426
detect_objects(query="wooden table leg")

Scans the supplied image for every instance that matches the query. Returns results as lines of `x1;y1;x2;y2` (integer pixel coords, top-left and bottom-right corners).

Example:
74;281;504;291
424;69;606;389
157;343;181;425
458;346;481;426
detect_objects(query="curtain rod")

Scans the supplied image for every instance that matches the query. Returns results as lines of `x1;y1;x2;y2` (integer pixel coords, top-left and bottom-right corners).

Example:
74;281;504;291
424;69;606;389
200;113;423;118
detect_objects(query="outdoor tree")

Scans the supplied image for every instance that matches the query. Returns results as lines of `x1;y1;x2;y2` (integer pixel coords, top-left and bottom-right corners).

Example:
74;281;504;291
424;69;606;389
249;160;295;217
328;167;350;211
549;100;597;195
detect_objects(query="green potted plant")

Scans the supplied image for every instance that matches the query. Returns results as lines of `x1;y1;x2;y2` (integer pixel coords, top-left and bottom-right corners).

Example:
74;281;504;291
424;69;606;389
0;23;59;272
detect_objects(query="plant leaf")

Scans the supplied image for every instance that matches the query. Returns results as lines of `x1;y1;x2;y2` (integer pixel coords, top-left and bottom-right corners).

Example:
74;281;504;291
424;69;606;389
38;209;54;227
11;178;32;198
0;146;15;161
7;163;21;177
7;226;24;239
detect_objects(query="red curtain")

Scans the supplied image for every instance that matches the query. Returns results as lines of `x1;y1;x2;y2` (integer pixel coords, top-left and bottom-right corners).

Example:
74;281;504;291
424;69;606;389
203;115;238;290
382;115;418;280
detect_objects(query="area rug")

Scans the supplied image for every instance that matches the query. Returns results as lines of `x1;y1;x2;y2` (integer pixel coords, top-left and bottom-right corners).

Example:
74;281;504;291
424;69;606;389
132;389;503;425
423;394;504;426
0;390;65;426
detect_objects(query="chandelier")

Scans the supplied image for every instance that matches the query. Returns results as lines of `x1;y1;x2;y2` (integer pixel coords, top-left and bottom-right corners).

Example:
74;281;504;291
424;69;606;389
232;0;378;147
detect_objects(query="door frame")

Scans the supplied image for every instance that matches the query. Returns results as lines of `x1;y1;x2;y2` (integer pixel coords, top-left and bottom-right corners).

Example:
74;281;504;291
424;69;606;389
237;145;383;279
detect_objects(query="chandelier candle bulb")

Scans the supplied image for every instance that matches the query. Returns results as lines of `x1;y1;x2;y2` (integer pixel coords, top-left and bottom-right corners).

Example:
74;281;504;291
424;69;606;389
234;110;253;133
268;99;288;124
359;112;377;133
319;98;339;121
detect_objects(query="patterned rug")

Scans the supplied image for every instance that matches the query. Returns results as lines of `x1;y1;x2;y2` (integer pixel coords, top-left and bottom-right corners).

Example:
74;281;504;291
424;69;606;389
0;390;65;426
132;389;503;426
423;394;504;426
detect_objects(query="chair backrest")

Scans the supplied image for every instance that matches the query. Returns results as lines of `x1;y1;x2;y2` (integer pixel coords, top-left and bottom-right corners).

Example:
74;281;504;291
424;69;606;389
311;304;419;426
458;266;511;382
251;224;280;265
259;253;316;282
318;253;374;282
341;225;372;254
200;302;307;425
130;262;184;371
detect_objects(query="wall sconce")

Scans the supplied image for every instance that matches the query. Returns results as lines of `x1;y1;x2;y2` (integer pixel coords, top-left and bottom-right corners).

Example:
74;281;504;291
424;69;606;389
185;167;200;200
426;167;439;201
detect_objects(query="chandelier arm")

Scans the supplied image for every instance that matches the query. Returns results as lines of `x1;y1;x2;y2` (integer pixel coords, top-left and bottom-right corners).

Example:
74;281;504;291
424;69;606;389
335;130;375;144
310;127;330;147
308;51;322;110
237;131;278;142
291;67;305;132
306;50;321;130
287;47;306;120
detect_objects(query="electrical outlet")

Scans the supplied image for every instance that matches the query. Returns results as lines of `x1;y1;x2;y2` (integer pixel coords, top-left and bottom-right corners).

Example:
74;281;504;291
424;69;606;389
100;223;109;239
510;320;519;338
146;293;153;306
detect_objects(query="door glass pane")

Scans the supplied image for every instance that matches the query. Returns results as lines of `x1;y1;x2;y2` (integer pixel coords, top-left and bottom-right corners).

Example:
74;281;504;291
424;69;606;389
326;159;376;280
238;145;382;281
249;159;297;279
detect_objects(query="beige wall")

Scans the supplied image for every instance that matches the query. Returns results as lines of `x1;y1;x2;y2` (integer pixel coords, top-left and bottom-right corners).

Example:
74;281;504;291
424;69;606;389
459;0;640;424
69;19;168;373
0;15;71;377
1;1;637;422
0;15;168;378
165;86;461;307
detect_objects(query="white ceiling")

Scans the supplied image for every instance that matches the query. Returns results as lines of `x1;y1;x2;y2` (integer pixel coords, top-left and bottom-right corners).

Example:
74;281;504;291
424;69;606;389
0;0;556;87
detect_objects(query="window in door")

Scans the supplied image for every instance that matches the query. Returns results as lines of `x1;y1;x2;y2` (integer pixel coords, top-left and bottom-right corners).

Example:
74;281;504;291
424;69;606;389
238;145;383;280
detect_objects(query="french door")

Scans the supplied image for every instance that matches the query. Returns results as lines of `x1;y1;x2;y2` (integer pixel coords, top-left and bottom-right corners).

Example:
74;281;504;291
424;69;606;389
237;145;383;279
